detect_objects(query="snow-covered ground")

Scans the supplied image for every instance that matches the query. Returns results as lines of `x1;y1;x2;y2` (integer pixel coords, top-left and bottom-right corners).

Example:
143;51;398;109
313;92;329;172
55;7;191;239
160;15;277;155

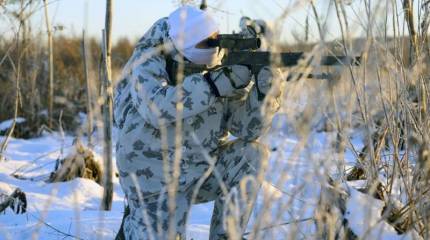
0;128;418;239
0;118;26;132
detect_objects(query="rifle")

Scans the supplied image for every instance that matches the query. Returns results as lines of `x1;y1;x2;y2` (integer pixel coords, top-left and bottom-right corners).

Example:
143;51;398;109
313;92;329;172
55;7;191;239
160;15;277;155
166;34;361;87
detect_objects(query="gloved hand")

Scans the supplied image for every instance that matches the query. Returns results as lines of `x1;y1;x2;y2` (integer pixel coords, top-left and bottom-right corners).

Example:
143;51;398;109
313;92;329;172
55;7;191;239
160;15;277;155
206;65;251;97
256;66;283;97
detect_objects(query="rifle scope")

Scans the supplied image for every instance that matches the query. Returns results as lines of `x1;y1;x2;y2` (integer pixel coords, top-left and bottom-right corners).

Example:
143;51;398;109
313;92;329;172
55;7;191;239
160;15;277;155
207;34;261;50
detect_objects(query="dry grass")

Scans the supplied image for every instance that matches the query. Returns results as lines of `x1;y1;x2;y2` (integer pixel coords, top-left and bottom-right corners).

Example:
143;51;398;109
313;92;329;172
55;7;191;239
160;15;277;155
1;0;430;239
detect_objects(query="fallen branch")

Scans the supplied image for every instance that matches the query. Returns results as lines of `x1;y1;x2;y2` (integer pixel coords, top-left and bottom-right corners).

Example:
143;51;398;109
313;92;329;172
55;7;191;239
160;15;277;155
47;139;103;185
0;188;27;214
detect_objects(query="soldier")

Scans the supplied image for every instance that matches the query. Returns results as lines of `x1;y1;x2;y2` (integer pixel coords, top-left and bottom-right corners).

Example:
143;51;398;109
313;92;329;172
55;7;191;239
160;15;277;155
114;5;283;240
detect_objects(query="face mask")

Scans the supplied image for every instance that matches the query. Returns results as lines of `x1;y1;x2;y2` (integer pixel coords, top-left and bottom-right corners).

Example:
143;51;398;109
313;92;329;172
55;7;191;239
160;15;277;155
183;46;224;67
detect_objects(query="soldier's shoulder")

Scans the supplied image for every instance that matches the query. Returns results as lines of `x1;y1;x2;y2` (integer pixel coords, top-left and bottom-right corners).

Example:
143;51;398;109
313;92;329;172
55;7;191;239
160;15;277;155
136;17;169;49
154;17;169;28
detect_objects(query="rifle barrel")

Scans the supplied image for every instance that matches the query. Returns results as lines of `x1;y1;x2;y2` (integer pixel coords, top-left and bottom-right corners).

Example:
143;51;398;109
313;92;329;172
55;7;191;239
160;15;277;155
166;51;361;85
208;34;261;50
223;52;361;67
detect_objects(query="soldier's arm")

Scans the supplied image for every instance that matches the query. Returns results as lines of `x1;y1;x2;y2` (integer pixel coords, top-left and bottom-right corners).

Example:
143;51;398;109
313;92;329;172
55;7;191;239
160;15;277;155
129;55;217;128
226;83;281;141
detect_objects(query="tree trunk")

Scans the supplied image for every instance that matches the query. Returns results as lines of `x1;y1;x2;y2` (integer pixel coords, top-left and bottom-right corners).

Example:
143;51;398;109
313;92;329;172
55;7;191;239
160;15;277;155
43;0;54;129
101;0;114;211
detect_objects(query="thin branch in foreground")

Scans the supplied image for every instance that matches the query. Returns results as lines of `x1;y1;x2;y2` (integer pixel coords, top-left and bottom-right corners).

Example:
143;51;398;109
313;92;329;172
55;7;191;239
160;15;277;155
242;217;314;236
30;213;85;240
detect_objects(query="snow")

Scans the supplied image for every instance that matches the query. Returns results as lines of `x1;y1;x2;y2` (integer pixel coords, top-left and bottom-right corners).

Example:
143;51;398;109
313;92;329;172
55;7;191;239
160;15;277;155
346;188;396;239
0;129;419;239
0;134;124;239
0;118;26;132
345;188;419;240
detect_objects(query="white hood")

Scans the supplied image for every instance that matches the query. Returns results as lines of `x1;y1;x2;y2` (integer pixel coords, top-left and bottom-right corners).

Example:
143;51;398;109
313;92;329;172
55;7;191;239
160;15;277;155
168;5;219;52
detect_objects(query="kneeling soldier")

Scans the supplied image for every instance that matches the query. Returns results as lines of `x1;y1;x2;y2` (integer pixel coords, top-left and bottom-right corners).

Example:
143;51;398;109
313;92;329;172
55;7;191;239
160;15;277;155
114;5;282;240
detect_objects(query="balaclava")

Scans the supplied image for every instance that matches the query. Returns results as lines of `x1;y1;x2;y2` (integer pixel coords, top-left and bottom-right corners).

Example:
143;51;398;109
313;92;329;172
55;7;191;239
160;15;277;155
168;5;223;66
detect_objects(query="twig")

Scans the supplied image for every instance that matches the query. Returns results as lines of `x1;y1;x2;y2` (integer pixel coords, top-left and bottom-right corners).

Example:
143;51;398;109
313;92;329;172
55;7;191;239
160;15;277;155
30;213;85;240
0;42;15;68
81;30;93;147
10;144;73;176
0;33;21;162
242;217;314;236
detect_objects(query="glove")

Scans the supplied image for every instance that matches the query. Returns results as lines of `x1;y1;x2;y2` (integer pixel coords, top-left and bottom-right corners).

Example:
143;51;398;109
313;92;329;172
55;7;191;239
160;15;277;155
206;65;251;97
256;66;283;97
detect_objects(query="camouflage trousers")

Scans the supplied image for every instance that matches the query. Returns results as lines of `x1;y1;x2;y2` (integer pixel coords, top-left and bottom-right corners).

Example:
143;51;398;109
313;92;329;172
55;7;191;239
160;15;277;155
118;139;269;240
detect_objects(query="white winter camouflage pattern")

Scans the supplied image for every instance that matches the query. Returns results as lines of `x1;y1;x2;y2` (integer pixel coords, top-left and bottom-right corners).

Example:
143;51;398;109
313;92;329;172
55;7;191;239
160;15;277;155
114;17;281;240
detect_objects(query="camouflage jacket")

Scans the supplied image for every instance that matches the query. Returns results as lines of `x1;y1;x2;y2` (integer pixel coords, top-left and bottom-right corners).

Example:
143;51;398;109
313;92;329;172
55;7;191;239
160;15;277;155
113;18;280;189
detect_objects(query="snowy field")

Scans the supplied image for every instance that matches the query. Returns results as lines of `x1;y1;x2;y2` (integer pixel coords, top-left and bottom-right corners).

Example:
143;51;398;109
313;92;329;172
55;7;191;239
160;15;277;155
0;128;419;239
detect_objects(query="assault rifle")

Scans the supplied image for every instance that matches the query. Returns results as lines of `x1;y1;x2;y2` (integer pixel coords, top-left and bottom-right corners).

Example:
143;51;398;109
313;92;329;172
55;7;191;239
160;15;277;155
166;34;361;86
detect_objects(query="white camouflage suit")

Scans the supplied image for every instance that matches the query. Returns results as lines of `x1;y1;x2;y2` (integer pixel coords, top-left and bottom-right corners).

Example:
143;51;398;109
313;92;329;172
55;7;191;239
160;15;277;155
114;17;281;240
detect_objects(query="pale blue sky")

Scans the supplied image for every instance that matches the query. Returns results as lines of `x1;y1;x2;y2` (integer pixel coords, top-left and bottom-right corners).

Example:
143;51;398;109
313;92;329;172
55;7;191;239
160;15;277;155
0;0;422;44
33;0;318;42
